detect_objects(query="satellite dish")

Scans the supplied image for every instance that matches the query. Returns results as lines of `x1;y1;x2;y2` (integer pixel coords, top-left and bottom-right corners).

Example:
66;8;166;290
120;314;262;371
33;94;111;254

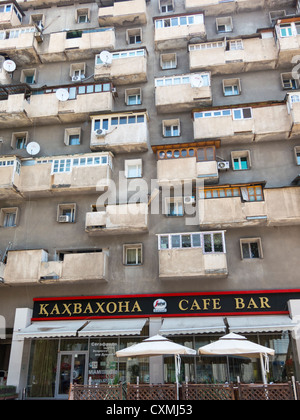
190;74;203;88
3;59;16;73
56;88;69;101
26;142;40;156
99;50;112;65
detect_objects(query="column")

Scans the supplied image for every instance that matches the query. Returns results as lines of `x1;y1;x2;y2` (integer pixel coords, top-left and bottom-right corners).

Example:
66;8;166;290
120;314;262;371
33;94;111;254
149;317;164;384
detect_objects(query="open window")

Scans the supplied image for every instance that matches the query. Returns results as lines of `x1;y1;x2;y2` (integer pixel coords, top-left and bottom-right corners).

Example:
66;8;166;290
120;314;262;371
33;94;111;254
11;131;28;150
216;16;233;33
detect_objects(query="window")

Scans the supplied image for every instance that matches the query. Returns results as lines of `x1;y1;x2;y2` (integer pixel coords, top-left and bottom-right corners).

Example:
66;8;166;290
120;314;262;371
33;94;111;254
216;16;233;33
165;197;184;217
200;187;240;199
231;151;251;170
160;53;177;70
51;154;111;174
228;40;243;50
155;73;210;87
189;41;224;51
155;14;203;29
11;132;28;149
20;69;37;85
233;108;252;120
126;28;142;45
240;238;263;259
57;204;76;223
64;128;81;146
124;244;142;265
159;0;174;13
223;79;241;96
125;88;142;106
29;14;45;30
162;119;180;137
279;23;292;37
158;232;226;253
157;145;216;161
294;147;300;165
125;159;142;178
281;73;298;90
76;8;90;23
70;63;86;81
0;208;19;228
240;185;263;202
93;114;145;131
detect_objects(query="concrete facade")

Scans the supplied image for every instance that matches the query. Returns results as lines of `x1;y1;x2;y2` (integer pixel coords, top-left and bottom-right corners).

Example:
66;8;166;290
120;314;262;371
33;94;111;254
0;0;300;398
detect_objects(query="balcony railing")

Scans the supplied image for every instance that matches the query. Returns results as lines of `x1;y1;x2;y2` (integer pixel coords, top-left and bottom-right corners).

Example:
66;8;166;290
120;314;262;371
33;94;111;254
193;101;292;142
90;111;149;152
0;26;40;64
94;48;147;85
85;203;149;235
98;0;147;27
157;231;228;279
2;249;108;285
199;185;300;228
155;72;212;113
152;141;220;185
154;12;206;50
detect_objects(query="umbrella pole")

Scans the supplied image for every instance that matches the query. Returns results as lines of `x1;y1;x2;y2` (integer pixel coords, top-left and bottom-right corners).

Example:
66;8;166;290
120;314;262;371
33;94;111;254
260;353;267;385
174;355;180;400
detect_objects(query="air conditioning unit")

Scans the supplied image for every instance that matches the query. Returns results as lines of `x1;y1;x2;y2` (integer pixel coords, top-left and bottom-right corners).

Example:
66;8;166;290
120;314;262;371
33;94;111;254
184;196;196;204
59;215;70;223
95;129;107;137
72;75;81;82
217;161;230;170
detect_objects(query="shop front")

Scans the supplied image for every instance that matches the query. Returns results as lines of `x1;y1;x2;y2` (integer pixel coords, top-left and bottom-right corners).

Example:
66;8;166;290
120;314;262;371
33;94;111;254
7;289;300;399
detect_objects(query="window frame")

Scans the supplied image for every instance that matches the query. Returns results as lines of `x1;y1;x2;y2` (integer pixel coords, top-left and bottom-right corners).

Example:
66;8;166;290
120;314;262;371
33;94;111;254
57;203;76;223
123;244;143;265
0;207;19;228
158;231;226;254
240;238;263;260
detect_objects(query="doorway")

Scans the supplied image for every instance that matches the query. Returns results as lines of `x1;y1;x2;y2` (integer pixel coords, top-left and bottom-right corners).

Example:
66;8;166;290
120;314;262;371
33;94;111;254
55;351;88;398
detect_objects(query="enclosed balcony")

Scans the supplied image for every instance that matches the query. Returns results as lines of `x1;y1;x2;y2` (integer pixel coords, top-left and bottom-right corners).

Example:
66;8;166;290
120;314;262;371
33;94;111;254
2;249;108;285
189;34;277;75
0;2;24;29
0;157;21;199
28;82;114;125
90;111;149;153
275;18;300;68
152;141;220;186
199;185;300;228
0;85;31;128
184;0;294;15
157;231;228;279
39;28;116;63
19;152;113;197
154;12;206;50
193;102;292;143
155;72;212;113
0;26;40;65
98;0;147;27
85;203;148;235
94;48;147;85
286;92;300;138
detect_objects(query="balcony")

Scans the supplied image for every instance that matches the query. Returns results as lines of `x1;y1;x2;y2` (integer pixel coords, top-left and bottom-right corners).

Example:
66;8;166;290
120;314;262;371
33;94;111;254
39;28;115;63
193;102;292;143
27;82;114;125
184;0;294;15
155;73;212;113
94;48;147;85
199;186;300;228
98;0;147;27
90;112;149;153
189;34;277;75
2;249;108;285
85;203;149;235
0;87;31;128
0;26;40;65
19;152;113;197
154;12;206;50
157;231;228;279
0;2;24;29
152;141;220;186
275;19;300;67
0;157;21;199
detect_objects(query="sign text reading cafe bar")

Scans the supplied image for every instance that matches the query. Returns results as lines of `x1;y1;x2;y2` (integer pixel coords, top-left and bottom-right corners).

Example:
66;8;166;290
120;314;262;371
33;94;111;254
32;289;300;320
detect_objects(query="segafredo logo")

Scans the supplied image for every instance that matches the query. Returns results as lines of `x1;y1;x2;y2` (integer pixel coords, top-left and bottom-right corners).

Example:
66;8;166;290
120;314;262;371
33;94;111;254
153;299;167;313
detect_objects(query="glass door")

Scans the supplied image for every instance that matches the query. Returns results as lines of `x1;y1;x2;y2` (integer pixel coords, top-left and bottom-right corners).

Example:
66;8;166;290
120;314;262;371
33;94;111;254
56;351;88;398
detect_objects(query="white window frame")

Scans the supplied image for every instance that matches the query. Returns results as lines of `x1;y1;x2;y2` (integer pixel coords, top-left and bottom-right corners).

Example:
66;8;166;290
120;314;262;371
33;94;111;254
155;72;210;87
158;231;226;253
160;53;177;70
155;13;204;29
223;78;241;97
232;108;252;120
51;154;112;174
0;207;19;228
165;197;184;217
231;150;251;171
126;28;142;45
125;88;142;106
189;41;224;51
124;159;142;178
123;244;142;265
294;146;300;165
57;203;76;223
240;238;263;260
216;16;233;33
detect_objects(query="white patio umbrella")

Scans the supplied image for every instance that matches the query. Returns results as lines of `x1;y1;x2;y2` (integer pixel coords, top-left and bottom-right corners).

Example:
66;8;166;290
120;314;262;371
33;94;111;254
116;334;196;398
198;333;275;384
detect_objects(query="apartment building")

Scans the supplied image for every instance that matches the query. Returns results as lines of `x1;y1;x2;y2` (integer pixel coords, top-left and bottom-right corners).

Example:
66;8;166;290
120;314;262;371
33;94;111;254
0;0;300;398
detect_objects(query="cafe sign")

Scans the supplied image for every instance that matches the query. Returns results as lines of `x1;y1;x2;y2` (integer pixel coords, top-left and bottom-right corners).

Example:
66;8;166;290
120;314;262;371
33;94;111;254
32;289;300;321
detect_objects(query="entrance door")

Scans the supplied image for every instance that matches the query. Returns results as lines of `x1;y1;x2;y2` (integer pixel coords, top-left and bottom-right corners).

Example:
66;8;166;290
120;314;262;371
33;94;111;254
56;351;88;398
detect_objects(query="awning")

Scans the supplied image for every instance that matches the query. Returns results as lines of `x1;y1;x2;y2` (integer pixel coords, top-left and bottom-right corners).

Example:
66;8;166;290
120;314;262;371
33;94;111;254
159;317;226;336
78;318;148;337
227;315;297;334
17;320;88;339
